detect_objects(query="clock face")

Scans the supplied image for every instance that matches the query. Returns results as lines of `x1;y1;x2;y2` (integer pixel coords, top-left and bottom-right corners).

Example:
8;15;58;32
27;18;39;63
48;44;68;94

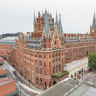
92;30;94;32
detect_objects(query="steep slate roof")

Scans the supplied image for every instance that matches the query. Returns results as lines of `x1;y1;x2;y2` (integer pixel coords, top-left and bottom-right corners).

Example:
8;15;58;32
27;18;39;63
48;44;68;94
26;37;42;49
69;37;79;43
92;11;96;29
43;11;54;37
89;36;94;41
25;35;31;41
58;14;63;37
43;11;63;38
81;36;86;42
64;36;94;44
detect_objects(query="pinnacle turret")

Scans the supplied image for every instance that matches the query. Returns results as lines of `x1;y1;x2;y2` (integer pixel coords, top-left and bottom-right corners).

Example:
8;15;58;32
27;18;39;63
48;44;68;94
93;11;96;20
92;11;96;29
58;14;63;37
33;11;36;23
55;12;58;24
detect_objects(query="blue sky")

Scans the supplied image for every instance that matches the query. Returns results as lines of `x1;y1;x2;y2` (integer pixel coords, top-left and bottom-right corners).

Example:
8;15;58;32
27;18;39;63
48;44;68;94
0;0;96;35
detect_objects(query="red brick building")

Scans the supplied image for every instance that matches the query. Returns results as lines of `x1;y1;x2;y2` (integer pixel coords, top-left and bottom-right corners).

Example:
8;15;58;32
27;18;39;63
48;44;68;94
0;79;18;96
0;58;19;96
0;37;18;59
7;11;96;89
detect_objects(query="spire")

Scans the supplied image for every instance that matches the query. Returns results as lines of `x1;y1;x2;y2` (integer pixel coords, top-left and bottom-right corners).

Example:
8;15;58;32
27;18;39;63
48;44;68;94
92;10;96;29
93;10;96;20
55;11;58;24
42;10;43;16
58;14;63;37
34;10;36;23
43;9;49;37
50;13;52;18
38;11;40;17
45;8;47;13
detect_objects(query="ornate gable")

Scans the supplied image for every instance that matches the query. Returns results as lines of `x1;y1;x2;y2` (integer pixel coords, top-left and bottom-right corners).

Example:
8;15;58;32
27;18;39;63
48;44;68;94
51;25;61;48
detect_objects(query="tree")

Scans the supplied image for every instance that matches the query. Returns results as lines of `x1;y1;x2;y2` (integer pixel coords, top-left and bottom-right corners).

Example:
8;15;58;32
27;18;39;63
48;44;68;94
74;72;76;77
81;68;83;74
88;53;96;70
71;74;73;79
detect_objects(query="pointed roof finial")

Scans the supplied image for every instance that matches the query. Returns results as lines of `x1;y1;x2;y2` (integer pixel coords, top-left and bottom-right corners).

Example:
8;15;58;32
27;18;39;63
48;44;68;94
93;10;96;20
92;10;96;29
59;14;61;21
58;14;63;37
38;11;40;17
34;10;36;23
55;11;58;24
45;7;47;13
50;13;52;18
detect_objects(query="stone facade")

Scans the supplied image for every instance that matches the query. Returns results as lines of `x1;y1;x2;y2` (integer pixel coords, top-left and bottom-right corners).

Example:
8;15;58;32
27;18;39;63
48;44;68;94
6;11;96;89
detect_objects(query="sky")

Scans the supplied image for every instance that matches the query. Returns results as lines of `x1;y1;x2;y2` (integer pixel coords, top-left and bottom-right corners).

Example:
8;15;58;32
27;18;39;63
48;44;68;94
0;0;96;35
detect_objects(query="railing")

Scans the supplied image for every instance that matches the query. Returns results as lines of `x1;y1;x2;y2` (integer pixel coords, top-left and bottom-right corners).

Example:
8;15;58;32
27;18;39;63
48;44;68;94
51;70;69;78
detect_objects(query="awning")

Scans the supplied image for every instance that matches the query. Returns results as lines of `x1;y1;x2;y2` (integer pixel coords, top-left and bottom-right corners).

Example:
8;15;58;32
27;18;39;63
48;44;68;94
0;73;8;77
6;90;19;96
0;62;3;65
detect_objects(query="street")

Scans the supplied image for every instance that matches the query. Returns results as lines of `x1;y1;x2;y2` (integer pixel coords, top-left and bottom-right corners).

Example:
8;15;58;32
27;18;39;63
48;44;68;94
82;71;96;87
3;60;41;96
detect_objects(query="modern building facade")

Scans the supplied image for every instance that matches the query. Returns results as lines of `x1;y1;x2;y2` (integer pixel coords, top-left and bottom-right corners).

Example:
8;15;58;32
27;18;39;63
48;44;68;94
5;11;96;89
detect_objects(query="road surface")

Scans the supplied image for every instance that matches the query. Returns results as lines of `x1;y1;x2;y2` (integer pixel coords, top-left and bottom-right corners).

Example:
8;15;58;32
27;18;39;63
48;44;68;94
3;60;40;96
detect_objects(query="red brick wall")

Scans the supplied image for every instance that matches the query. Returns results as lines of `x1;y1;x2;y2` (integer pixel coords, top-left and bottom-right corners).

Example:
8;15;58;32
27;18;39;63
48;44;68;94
0;79;16;96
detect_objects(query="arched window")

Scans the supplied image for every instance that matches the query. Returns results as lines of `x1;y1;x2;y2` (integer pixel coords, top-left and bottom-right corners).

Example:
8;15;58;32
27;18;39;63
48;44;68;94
56;65;58;72
36;77;38;84
43;36;46;42
53;66;55;74
44;62;46;67
56;53;57;56
36;67;38;73
35;59;37;65
59;64;61;71
40;68;42;74
52;54;54;57
40;78;42;85
45;82;47;89
39;55;42;58
55;41;56;45
49;82;52;87
40;60;42;66
49;55;51;59
49;69;51;75
44;55;46;59
49;61;51;67
44;69;46;75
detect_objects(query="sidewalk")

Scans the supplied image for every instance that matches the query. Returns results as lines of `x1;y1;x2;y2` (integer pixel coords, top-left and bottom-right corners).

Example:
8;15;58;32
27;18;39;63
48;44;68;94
16;71;43;92
4;60;43;92
78;71;96;82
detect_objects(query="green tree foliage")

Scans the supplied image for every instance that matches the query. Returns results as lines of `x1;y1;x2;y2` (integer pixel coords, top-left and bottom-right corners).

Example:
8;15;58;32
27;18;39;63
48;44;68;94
88;53;96;70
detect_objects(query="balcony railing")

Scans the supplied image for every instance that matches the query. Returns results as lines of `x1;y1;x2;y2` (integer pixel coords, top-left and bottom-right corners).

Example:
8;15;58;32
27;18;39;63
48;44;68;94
51;70;69;78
